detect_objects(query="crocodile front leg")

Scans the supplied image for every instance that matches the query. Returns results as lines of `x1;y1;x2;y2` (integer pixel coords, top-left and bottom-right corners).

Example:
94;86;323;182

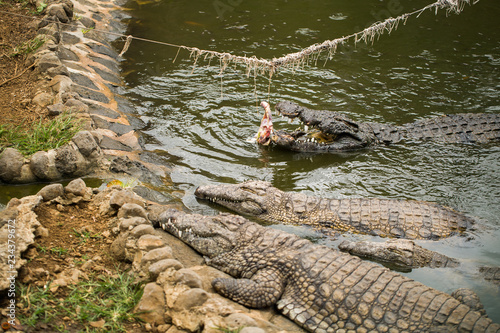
212;268;286;308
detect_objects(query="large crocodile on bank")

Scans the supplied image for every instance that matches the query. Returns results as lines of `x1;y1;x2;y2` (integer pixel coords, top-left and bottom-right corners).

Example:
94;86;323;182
153;209;500;333
256;101;500;152
194;180;473;240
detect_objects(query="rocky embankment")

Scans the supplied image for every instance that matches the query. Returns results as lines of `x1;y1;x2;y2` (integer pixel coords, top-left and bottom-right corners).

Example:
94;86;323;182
0;179;305;332
0;0;166;186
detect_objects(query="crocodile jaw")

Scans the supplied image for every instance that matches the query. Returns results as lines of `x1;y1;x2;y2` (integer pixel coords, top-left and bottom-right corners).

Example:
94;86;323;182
195;181;270;217
262;101;370;152
270;129;369;152
158;209;238;257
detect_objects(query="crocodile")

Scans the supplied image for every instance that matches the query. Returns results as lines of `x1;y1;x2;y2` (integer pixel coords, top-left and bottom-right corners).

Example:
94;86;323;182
256;100;500;152
194;180;473;240
153;209;500;333
338;239;459;270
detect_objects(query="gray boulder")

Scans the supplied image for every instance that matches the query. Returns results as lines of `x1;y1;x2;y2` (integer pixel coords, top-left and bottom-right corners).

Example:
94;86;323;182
30;150;62;181
133;282;166;325
0;148;24;182
37;183;64;201
64;178;89;197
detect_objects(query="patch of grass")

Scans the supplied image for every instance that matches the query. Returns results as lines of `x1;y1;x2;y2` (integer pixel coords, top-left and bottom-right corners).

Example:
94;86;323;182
17;283;59;327
33;0;46;14
35;244;48;254
82;26;94;34
10;35;46;56
50;247;69;257
74;254;90;266
18;272;145;332
72;228;101;245
0;112;82;156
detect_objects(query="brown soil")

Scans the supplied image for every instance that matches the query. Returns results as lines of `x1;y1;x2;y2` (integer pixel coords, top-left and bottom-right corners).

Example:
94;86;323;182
10;200;146;333
0;0;44;129
28;201;122;283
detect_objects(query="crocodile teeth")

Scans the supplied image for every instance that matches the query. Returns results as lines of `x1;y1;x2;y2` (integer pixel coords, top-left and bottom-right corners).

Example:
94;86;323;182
304;125;309;131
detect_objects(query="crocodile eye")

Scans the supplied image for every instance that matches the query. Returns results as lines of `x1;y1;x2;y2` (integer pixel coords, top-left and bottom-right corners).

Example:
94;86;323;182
241;186;256;193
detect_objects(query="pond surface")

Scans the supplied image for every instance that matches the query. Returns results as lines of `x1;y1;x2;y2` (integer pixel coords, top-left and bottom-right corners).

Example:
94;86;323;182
118;0;500;320
0;0;495;322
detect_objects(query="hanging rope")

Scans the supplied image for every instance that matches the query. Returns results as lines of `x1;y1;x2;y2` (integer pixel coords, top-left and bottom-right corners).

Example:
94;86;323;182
0;0;479;78
120;0;479;77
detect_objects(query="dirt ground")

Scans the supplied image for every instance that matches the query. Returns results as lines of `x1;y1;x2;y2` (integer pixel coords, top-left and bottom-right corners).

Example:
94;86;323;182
0;0;45;128
27;201;123;287
16;201;142;332
0;188;151;332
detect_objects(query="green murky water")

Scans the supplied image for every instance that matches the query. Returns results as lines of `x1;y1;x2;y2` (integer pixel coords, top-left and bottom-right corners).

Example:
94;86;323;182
118;0;500;320
0;179;104;210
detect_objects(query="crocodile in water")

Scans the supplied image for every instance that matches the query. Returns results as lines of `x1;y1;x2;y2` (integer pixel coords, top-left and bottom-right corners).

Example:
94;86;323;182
153;209;499;333
194;180;473;240
256;101;500;152
338;239;459;270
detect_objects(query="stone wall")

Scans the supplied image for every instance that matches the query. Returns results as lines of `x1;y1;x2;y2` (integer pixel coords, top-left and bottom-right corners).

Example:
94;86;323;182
0;180;306;332
0;0;167;185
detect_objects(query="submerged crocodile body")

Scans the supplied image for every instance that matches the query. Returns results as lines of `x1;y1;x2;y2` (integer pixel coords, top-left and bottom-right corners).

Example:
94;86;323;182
194;180;473;240
154;209;500;333
256;100;500;152
338;239;459;270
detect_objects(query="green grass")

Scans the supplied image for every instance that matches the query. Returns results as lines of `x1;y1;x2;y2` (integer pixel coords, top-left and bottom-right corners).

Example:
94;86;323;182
33;0;46;14
72;228;102;245
18;271;145;332
0;113;82;156
35;244;48;254
74;254;90;266
50;247;69;257
10;35;46;56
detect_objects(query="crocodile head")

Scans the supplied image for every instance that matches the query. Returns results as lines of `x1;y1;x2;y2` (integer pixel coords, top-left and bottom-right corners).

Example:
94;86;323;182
157;208;243;257
195;180;273;219
257;100;375;152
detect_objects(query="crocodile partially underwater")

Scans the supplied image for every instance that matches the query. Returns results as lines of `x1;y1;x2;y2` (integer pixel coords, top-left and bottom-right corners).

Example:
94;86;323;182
338;239;459;270
256;101;500;152
153;209;500;333
194;180;473;240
